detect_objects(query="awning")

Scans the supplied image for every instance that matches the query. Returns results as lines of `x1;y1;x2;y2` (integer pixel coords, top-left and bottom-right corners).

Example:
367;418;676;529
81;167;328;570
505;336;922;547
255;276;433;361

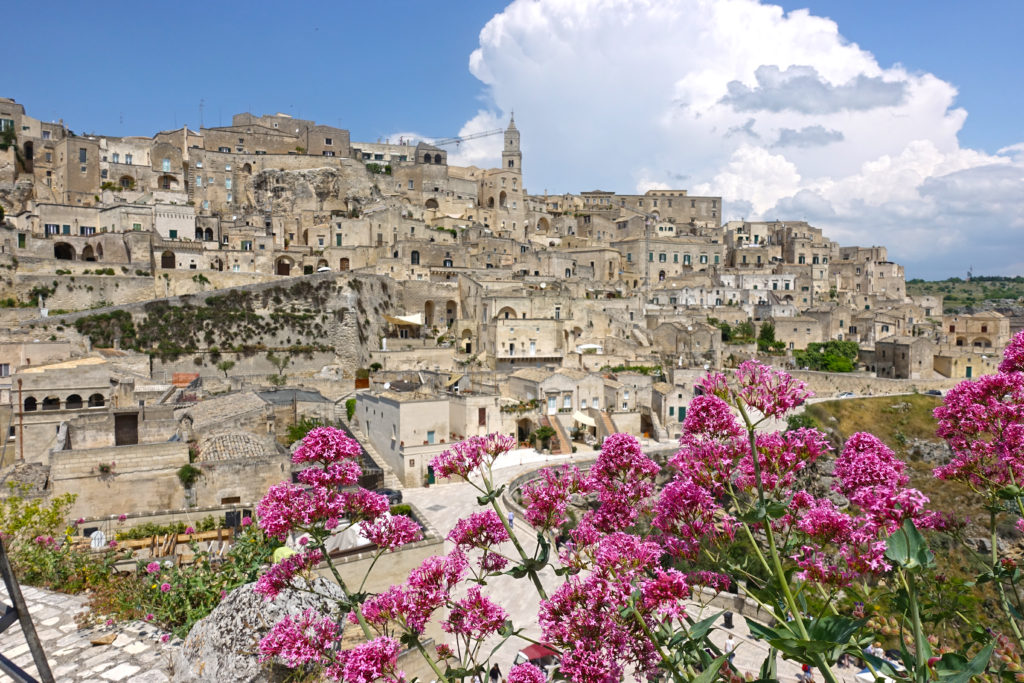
383;313;423;326
445;374;463;388
520;644;557;660
573;411;596;428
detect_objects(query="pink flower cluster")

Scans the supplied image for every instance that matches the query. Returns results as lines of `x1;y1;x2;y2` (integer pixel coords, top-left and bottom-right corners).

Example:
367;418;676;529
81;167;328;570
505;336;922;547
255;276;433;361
361;514;422;552
521;465;586;531
999;330;1024;374
254;549;324;600
441;585;508;639
585;433;660;532
359;551;469;635
507;663;546;683
430;433;516;480
447;510;510;551
259;607;341;669
256;427;392;542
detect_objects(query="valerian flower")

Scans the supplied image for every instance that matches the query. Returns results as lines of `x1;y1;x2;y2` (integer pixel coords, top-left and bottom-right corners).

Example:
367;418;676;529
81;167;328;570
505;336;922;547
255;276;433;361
259;608;341;668
441;585;507;639
361;513;422;552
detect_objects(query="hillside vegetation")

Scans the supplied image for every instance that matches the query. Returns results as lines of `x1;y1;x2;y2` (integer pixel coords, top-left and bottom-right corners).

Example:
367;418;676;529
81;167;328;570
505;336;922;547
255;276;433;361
907;276;1024;312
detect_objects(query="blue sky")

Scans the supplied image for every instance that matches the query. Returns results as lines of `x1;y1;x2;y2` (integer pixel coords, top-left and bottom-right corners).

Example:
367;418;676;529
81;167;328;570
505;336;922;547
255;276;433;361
3;1;1023;279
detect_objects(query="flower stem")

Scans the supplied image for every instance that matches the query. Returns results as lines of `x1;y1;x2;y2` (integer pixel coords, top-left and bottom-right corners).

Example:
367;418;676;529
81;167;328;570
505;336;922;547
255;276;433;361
990;508;1024;652
630;606;685;683
489;497;548;600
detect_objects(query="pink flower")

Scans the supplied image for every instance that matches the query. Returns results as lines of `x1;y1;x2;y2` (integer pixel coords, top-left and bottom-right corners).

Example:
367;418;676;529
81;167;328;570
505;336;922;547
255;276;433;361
255;549;324;600
241;515;252;527
508;663;546;683
145;613;153;621
361;513;422;551
259;608;341;668
431;433;516;479
105;618;114;626
118;514;127;521
184;526;195;535
639;569;691;618
834;433;908;495
653;478;729;560
145;561;160;574
448;510;510;550
999;330;1024;373
441;585;508;638
75;517;85;525
734;360;812;418
161;634;170;643
160;582;171;593
296;460;362;489
299;536;309;546
341;636;400;683
108;540;118;548
585;433;660;532
292;426;363;464
220;590;227;600
522;465;587;530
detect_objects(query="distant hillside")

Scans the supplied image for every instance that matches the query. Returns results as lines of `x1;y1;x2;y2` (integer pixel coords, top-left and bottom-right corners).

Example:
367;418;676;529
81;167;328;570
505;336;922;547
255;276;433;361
907;276;1024;312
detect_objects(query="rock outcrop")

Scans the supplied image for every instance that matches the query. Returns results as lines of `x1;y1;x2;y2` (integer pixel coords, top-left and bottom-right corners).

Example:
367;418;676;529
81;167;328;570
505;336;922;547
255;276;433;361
171;578;344;682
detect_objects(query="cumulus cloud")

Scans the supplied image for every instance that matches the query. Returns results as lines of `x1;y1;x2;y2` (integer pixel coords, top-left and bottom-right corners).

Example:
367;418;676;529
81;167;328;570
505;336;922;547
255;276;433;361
458;0;1024;277
774;125;844;148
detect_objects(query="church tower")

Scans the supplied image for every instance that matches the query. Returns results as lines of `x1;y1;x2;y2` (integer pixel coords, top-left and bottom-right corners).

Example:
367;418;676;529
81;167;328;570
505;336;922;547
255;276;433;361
502;114;521;175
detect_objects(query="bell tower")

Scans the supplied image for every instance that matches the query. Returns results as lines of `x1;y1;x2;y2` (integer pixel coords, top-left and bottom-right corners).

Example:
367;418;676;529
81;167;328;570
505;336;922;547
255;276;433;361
502;113;521;175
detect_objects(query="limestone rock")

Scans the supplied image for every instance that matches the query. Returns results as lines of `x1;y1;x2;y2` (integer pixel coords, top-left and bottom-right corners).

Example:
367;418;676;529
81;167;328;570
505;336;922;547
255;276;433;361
170;578;344;682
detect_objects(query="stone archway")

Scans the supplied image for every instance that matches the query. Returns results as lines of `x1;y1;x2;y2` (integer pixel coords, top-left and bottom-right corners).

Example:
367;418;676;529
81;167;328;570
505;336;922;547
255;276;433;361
425;198;439;209
276;258;292;276
161;250;175;269
54;243;75;260
339;257;350;271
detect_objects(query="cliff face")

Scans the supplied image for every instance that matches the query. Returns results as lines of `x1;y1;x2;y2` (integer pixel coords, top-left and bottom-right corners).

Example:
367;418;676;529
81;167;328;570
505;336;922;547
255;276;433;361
250;164;378;215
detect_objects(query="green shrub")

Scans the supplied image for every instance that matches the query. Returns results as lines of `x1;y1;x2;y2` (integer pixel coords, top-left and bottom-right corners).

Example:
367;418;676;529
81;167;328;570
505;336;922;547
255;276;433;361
346;398;357;421
177;464;202;488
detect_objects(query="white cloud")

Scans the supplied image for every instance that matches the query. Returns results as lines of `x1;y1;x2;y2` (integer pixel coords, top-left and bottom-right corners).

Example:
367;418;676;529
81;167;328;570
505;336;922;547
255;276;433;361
459;0;1024;278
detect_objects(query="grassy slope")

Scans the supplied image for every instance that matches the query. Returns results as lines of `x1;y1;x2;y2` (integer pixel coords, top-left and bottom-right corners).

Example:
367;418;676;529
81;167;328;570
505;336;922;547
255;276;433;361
907;277;1024;313
805;394;983;522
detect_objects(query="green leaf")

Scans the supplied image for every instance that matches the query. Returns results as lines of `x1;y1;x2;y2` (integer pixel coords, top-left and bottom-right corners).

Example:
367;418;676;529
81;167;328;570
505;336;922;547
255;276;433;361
745;618;783;643
536;533;551;566
806;616;866;648
996;485;1022;500
884;519;934;570
934;642;994;683
765;501;789;519
689;655;727;683
688;612;724;641
737;504;767;524
476;485;506;506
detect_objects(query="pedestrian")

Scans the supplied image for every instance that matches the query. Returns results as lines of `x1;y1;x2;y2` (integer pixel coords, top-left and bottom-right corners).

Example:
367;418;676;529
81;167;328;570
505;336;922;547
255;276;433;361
725;634;737;664
489;663;501;683
507;511;515;528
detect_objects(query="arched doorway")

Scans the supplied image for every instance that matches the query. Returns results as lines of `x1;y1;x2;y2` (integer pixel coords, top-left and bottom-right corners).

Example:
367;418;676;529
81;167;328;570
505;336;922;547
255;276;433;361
499;191;507;208
424;301;435;328
242;163;252;174
316;259;328;269
54;243;75;260
276;258;292;276
445;300;457;325
204;228;213;241
498;307;516;320
119;175;134;189
195;228;204;239
423;153;432;164
425;198;439;209
96;244;103;260
461;328;473;353
22;141;33;171
158;174;177;190
339;258;350;271
487;197;495;208
537;217;550;232
82;245;95;261
161;251;175;269
516;418;536;444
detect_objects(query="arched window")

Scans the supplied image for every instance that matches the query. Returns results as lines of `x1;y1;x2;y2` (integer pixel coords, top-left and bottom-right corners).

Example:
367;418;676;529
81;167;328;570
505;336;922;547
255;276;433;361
424;153;431;164
433;154;442;164
88;393;105;407
65;394;83;410
42;397;60;411
24;397;37;412
161;250;175;269
565;268;572;278
410;251;420;265
204;228;213;241
659;270;666;281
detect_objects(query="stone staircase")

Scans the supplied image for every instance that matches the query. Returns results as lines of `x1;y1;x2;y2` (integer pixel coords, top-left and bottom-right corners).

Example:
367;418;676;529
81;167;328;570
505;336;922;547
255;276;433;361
334;396;402;489
598;411;618;440
539;415;573;455
649;411;670;442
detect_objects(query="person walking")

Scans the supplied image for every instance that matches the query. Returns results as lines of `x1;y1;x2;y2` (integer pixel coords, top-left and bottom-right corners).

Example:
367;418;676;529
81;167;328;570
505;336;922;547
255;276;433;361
725;634;737;664
489;663;501;683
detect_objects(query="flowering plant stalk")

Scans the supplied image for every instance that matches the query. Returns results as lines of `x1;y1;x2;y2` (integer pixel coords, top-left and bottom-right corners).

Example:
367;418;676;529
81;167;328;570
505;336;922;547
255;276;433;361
253;341;1024;682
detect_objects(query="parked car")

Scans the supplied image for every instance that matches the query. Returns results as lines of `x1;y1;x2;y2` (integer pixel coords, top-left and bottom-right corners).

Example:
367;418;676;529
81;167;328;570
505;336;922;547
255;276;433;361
924;389;943;396
377;488;403;505
837;392;856;398
316;266;332;272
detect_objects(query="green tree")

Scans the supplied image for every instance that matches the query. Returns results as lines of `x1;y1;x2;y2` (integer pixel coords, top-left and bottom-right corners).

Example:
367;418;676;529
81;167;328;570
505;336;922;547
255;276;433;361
216;359;235;378
757;322;785;353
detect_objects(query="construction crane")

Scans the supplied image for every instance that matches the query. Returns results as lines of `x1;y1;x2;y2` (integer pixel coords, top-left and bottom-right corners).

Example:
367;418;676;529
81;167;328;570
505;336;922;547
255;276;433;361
429;128;504;147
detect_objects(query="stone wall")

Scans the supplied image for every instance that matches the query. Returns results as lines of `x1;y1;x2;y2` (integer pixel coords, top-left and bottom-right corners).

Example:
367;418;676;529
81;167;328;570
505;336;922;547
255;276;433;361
49;441;189;519
191;455;292;508
788;369;962;397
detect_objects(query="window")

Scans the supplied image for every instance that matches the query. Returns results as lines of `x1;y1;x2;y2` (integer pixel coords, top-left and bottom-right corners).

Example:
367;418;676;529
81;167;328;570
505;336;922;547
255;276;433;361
219;146;230;153
658;253;666;263
626;253;632;262
699;255;708;264
669;406;674;416
45;223;59;235
79;148;87;163
336;234;342;247
112;153;120;163
225;163;231;171
169;230;178;239
202;200;209;209
564;395;572;410
133;223;142;231
226;192;232;202
162;158;171;172
232;264;240;272
100;169;108;179
125;153;132;164
683;254;691;265
225;178;232;189
45;152;52;162
323;151;334;157
648;252;653;262
196;176;202;187
325;137;333;145
42;130;51;140
408;180;414;190
318;237;324;247
242;241;252;251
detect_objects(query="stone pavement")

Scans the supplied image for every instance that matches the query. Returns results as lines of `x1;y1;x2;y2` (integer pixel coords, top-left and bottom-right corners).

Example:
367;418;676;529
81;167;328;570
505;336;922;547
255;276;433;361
0;584;178;682
404;455;867;683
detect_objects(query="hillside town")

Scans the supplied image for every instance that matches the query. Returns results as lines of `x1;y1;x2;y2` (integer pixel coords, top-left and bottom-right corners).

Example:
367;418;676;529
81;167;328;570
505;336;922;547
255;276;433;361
0;93;1017;517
